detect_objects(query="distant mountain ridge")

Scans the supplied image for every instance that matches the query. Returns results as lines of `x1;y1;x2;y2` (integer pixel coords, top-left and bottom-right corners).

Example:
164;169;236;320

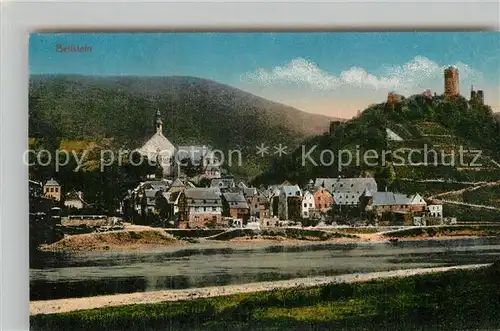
29;74;342;147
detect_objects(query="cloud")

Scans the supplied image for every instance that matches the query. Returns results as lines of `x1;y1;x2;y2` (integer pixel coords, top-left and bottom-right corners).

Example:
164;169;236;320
242;56;483;92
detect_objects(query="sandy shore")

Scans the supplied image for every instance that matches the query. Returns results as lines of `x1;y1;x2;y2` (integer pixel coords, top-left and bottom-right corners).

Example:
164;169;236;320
30;263;490;316
39;223;492;253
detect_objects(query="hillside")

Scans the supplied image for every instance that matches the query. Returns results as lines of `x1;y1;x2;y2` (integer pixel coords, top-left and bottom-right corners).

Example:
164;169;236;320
29;75;340;151
254;93;500;191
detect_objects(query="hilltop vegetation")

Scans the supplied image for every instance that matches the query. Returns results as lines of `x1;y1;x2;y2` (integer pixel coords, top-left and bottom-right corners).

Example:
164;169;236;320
254;94;500;190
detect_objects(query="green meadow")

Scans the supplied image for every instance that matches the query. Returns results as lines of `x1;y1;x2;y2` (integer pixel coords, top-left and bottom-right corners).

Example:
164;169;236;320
31;262;500;331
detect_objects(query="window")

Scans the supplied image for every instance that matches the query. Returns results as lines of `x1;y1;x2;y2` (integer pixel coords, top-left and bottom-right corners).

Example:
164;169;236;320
55;187;59;192
309;203;312;207
45;188;49;193
50;187;54;192
255;204;258;208
303;203;307;207
318;197;321;201
212;216;217;221
212;207;216;212
203;199;207;203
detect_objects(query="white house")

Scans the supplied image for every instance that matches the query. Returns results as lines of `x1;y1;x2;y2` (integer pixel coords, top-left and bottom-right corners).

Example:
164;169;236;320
301;191;315;218
315;177;378;206
428;204;443;220
64;191;85;210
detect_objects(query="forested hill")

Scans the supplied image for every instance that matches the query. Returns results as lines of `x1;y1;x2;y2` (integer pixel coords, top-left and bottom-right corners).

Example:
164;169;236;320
29;74;341;152
254;93;500;188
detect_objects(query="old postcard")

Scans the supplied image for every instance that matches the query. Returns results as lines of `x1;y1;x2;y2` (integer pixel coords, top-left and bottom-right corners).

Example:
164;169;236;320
28;32;500;330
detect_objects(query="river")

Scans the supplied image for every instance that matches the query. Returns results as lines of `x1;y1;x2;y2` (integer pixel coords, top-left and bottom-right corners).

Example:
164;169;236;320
30;237;500;301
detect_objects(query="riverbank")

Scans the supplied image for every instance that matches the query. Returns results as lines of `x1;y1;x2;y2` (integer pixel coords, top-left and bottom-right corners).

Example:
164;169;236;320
39;227;185;252
38;224;500;253
30;262;500;330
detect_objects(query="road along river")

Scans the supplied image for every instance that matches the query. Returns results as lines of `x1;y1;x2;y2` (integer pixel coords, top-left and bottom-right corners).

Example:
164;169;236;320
30;237;500;302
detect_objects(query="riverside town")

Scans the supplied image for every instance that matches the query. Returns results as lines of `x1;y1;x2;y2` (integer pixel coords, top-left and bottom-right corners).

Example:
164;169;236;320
28;32;500;331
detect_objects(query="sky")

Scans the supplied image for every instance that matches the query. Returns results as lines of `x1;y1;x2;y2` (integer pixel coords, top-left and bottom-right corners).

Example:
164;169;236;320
30;32;500;118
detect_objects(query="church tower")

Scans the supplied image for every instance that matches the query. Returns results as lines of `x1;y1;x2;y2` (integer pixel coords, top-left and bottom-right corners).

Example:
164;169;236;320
155;109;163;134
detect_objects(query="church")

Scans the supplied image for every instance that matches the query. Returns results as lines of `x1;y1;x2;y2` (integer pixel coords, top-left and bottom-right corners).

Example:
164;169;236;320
137;109;221;179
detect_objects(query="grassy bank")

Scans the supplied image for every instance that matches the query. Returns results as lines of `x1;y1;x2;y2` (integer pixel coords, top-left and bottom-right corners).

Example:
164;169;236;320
384;225;500;238
31;263;500;331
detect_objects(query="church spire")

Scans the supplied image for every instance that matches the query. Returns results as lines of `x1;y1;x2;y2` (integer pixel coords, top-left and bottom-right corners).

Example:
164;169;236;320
155;108;163;134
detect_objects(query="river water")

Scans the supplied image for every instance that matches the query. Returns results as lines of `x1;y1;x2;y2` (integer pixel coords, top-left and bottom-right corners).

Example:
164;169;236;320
30;237;500;301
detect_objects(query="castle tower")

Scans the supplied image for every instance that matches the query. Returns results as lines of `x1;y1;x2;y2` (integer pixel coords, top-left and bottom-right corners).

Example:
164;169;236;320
155;109;163;134
469;85;485;105
477;90;484;104
470;85;477;101
444;66;459;97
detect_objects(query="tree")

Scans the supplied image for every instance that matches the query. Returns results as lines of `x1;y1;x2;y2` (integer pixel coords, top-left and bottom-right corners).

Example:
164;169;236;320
179;157;204;178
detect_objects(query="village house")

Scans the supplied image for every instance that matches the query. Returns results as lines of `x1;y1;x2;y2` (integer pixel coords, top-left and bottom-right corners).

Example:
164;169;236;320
246;190;270;219
185;188;223;228
210;177;236;191
203;164;221;179
259;216;279;228
63;190;86;210
222;192;250;222
278;185;303;221
238;187;259;214
426;203;444;225
367;192;427;216
427;204;443;219
301;191;315;218
314;188;334;213
167;178;187;193
176;145;221;179
263;185;282;217
155;190;187;227
43;178;61;201
141;188;159;215
315;177;378;206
